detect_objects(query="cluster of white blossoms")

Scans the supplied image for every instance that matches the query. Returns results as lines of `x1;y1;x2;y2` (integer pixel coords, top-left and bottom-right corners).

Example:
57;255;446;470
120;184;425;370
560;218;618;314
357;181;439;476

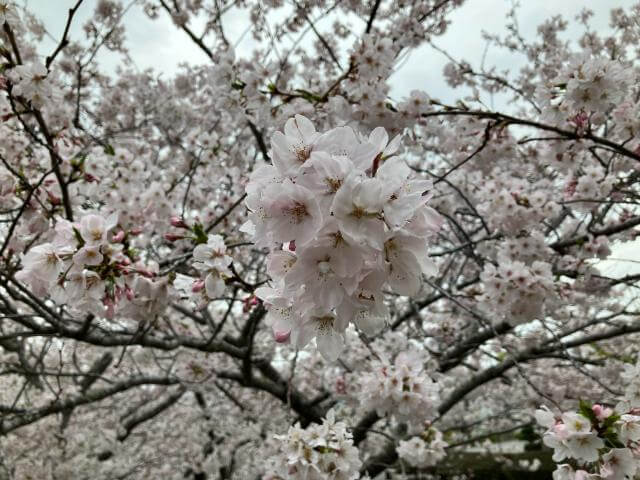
17;213;119;300
9;62;58;109
16;212;170;320
0;1;19;25
360;349;440;422
266;410;361;480
247;115;443;360
396;428;448;469
537;409;606;464
475;173;561;232
536;363;640;480
538;53;632;126
479;256;556;325
174;233;233;309
565;164;616;213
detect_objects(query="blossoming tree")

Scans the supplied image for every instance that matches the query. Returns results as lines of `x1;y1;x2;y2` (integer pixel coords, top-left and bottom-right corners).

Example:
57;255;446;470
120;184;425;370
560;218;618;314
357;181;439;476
1;0;640;478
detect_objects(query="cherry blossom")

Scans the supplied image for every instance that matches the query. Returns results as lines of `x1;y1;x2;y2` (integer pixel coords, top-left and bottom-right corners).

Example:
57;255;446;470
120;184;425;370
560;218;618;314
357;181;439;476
248;116;443;360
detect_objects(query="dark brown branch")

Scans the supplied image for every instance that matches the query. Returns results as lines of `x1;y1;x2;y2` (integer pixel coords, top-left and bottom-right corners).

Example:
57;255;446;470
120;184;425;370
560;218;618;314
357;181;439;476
422;107;640;163
45;0;84;69
117;386;187;441
364;0;382;33
158;0;214;59
0;375;180;434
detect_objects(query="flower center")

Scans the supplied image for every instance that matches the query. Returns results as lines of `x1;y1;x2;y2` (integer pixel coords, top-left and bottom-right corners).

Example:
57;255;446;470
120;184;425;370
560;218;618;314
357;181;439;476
317;261;331;274
284;202;308;224
314;316;334;333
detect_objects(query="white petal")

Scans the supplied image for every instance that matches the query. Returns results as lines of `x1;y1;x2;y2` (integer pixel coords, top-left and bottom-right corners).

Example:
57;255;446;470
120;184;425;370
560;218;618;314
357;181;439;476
293;114;316;141
205;274;225;298
316;331;344;361
368;127;388;152
384;134;402;156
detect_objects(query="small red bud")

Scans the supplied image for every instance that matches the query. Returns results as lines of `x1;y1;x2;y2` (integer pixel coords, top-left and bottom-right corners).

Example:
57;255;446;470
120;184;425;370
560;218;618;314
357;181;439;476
125;285;135;301
136;268;155;278
170;216;189;229
164;232;185;242
192;279;205;293
274;330;291;343
46;190;62;205
112;230;125;243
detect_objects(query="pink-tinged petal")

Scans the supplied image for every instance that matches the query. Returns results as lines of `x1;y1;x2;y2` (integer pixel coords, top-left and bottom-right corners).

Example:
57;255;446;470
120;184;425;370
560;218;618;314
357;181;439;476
274;330;291;343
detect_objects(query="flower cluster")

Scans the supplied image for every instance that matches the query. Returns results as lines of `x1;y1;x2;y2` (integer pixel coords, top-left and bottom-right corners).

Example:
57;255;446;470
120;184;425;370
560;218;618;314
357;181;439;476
9;62;58;109
564;164;616;213
0;1;19;26
267;409;361;480
174;233;232;308
479;256;556;325
536;397;640;480
247;115;443;360
538;54;632;125
15;212;170;320
475;173;561;232
397;428;448;468
359;349;440;422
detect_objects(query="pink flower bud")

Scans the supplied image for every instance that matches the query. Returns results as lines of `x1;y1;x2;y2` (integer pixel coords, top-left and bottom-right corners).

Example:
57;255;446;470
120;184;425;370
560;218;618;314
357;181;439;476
288;240;296;252
192;279;205;293
46;190;61;205
84;173;98;183
593;404;613;420
170;216;189;229
164;232;185;242
129;228;143;235
112;230;125;243
243;295;260;312
571;111;588;129
564;178;578;197
122;285;133;301
136;268;155;278
274;330;291;343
